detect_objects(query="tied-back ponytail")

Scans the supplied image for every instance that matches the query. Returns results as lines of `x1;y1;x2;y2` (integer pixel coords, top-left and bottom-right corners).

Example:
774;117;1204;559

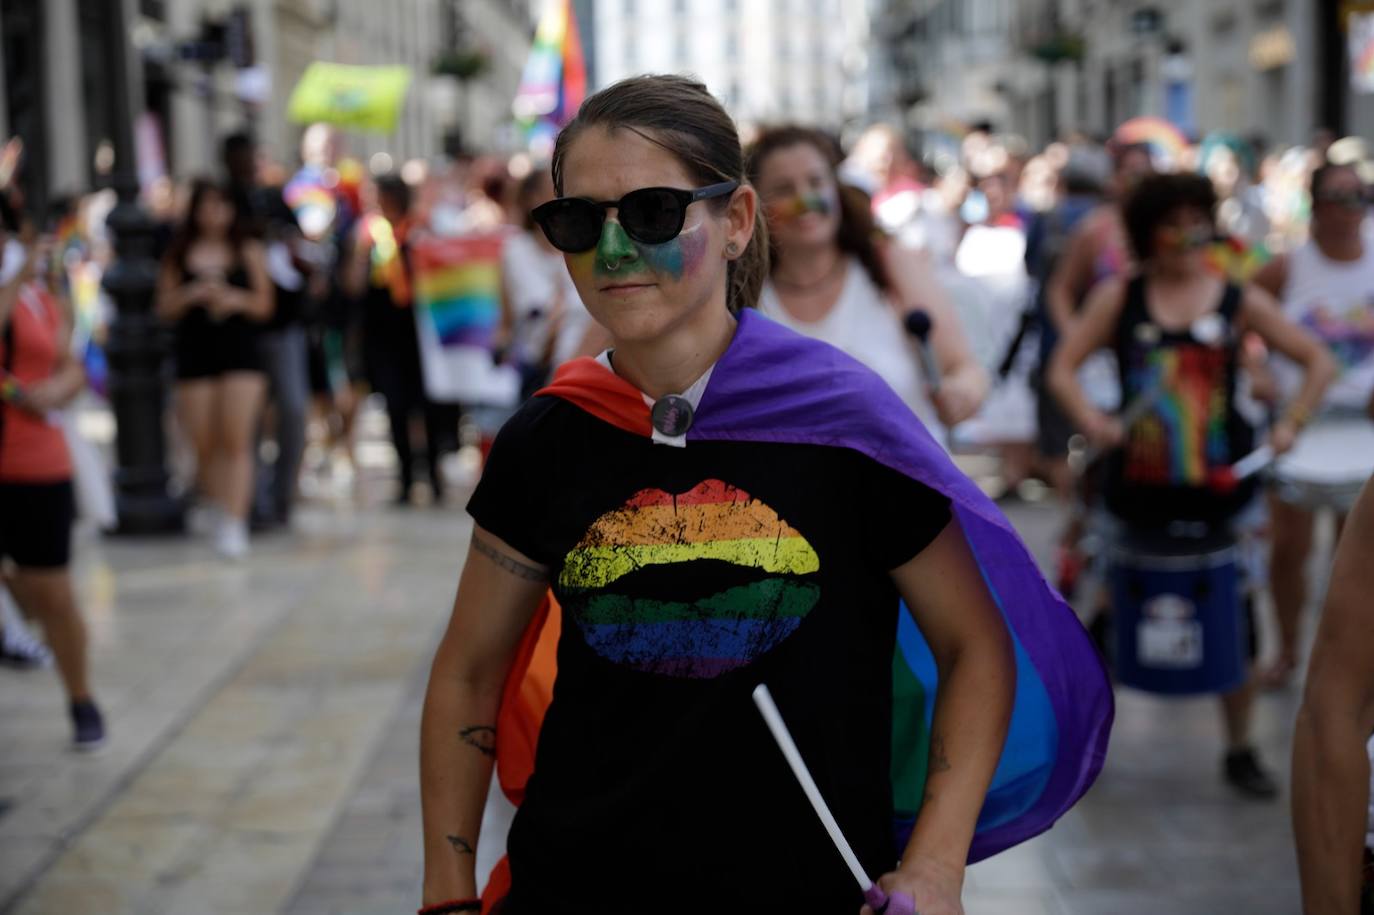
552;74;767;313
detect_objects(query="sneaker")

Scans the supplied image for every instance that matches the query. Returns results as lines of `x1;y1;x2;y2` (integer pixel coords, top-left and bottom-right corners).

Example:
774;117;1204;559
187;502;223;537
214;516;250;560
69;700;106;752
0;626;52;670
1223;747;1279;800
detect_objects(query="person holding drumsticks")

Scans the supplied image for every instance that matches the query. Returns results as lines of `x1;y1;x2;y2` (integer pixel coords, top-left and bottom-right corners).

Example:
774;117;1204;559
1292;475;1374;914
1050;172;1334;797
1253;160;1374;688
418;76;1109;915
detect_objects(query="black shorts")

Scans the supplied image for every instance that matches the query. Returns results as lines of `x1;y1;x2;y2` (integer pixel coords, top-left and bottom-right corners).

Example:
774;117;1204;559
175;313;265;380
0;480;75;569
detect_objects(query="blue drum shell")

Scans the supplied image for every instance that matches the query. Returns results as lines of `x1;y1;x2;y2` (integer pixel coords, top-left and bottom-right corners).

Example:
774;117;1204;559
1109;544;1247;696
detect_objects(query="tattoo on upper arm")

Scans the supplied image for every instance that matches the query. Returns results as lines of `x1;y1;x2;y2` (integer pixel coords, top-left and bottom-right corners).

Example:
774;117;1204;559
930;734;952;773
459;725;496;757
446;835;475;856
472;534;547;581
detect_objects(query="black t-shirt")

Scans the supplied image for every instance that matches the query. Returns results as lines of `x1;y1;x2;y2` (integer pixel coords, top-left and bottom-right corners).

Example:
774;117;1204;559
467;394;952;914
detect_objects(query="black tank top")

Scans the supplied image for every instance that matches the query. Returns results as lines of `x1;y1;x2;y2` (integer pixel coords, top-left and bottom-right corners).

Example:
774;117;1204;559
1105;275;1256;529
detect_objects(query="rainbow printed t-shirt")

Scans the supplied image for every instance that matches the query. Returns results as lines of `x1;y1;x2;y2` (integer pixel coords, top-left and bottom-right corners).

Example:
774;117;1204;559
467;395;951;912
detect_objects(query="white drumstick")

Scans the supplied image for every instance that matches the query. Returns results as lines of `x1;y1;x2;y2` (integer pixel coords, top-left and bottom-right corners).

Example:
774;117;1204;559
1232;445;1274;481
752;684;873;893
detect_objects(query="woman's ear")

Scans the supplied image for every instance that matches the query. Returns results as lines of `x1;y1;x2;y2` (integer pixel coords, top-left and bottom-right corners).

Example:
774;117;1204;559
724;185;757;259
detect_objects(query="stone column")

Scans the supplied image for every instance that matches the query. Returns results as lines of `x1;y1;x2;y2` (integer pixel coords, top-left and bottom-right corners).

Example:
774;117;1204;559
43;0;87;194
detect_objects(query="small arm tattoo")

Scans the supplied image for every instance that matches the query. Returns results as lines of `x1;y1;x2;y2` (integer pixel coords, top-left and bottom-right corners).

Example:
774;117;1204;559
459;725;496;757
930;734;951;773
472;534;547;581
446;834;475;856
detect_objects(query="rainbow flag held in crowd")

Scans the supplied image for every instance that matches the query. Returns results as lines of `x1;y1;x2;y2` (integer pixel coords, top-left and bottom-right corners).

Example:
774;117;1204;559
410;233;520;406
513;0;587;154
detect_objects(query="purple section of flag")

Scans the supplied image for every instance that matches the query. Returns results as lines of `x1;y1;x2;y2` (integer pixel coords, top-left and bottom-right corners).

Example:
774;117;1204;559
690;309;1113;862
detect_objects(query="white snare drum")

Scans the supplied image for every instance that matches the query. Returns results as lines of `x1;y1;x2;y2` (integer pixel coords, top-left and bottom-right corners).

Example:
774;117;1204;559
1272;418;1374;511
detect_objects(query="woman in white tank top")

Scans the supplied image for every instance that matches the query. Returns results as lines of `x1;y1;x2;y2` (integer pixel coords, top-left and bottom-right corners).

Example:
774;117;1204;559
747;127;987;447
1254;161;1374;686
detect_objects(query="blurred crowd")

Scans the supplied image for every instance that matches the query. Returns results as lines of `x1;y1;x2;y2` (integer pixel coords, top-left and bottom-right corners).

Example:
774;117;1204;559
3;105;1374;891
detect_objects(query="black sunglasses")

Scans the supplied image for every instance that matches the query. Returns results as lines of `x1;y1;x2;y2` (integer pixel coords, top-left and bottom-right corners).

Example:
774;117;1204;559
531;181;739;253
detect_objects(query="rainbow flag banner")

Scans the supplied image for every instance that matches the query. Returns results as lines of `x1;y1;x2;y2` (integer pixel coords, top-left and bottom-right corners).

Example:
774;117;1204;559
411;233;520;406
1114;116;1190;168
513;0;587;155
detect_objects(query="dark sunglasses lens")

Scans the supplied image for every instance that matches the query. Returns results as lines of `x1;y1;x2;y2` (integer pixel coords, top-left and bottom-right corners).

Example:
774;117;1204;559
538;200;603;251
619;189;686;244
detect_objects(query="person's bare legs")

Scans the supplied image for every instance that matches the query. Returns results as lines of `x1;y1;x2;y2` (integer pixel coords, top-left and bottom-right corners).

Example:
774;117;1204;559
1220;680;1255;751
8;567;91;702
1266;494;1315;686
215;373;268;522
176;380;219;505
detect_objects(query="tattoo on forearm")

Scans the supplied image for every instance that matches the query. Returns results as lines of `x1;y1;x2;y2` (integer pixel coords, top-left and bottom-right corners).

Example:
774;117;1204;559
472;535;546;581
445;834;475;856
930;734;951;773
459;725;496;757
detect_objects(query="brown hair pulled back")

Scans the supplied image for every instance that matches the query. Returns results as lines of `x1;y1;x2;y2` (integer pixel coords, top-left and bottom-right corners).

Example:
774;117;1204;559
745;125;891;294
551;74;768;313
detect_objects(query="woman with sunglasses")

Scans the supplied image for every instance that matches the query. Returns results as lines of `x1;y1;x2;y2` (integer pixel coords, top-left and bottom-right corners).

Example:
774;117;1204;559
1050;172;1333;798
1253;160;1374;688
745;125;986;443
419;76;1110;915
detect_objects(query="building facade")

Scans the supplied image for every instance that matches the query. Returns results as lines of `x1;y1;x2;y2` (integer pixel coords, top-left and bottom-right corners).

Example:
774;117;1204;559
0;0;536;213
592;0;872;130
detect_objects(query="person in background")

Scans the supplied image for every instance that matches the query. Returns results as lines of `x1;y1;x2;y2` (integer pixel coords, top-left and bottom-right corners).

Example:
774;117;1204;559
1253;160;1374;688
223;131;311;528
346;174;447;505
747;125;987;444
1025;144;1111;496
0;193;105;748
156;180;275;558
1291;476;1374;915
1050;172;1334;798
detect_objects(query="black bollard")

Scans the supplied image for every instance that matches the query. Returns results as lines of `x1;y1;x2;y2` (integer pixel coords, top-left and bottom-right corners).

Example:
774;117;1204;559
102;173;183;533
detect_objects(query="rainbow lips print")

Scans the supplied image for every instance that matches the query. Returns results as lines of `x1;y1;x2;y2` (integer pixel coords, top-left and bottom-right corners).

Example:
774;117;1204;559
559;479;821;678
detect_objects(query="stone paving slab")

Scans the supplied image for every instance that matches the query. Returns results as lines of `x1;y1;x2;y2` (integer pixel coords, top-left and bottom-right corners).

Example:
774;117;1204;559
0;504;469;914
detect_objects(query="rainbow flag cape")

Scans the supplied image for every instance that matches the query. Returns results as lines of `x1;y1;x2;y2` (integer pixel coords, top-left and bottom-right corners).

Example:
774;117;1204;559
512;0;587;154
484;309;1113;908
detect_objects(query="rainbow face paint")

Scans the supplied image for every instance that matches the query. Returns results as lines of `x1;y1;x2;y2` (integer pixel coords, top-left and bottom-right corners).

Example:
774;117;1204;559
568;218;709;284
765;191;834;226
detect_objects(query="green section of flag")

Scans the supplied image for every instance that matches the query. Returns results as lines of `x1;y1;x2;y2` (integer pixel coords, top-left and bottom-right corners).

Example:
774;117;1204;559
891;645;930;818
287;63;412;134
576;579;819;625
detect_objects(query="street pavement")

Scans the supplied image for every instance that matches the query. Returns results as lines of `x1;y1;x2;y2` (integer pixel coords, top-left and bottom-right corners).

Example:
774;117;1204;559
0;463;1316;914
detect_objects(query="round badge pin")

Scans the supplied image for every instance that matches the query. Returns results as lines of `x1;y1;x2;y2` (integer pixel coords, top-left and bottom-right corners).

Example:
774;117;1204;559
651;395;694;437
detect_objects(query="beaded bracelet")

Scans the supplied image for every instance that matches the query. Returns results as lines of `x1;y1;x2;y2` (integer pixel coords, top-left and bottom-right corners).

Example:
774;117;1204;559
417;898;481;915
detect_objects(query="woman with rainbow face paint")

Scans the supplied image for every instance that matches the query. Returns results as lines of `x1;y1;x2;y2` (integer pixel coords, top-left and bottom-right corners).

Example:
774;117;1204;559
1049;171;1335;801
419;76;1111;915
747;126;988;446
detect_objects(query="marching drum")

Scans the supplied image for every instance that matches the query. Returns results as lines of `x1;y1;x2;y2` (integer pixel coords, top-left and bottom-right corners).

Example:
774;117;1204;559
1109;534;1248;696
1272;416;1374;512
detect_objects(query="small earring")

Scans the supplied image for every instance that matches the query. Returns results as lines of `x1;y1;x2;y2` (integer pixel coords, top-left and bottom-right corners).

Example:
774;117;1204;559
725;242;740;257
